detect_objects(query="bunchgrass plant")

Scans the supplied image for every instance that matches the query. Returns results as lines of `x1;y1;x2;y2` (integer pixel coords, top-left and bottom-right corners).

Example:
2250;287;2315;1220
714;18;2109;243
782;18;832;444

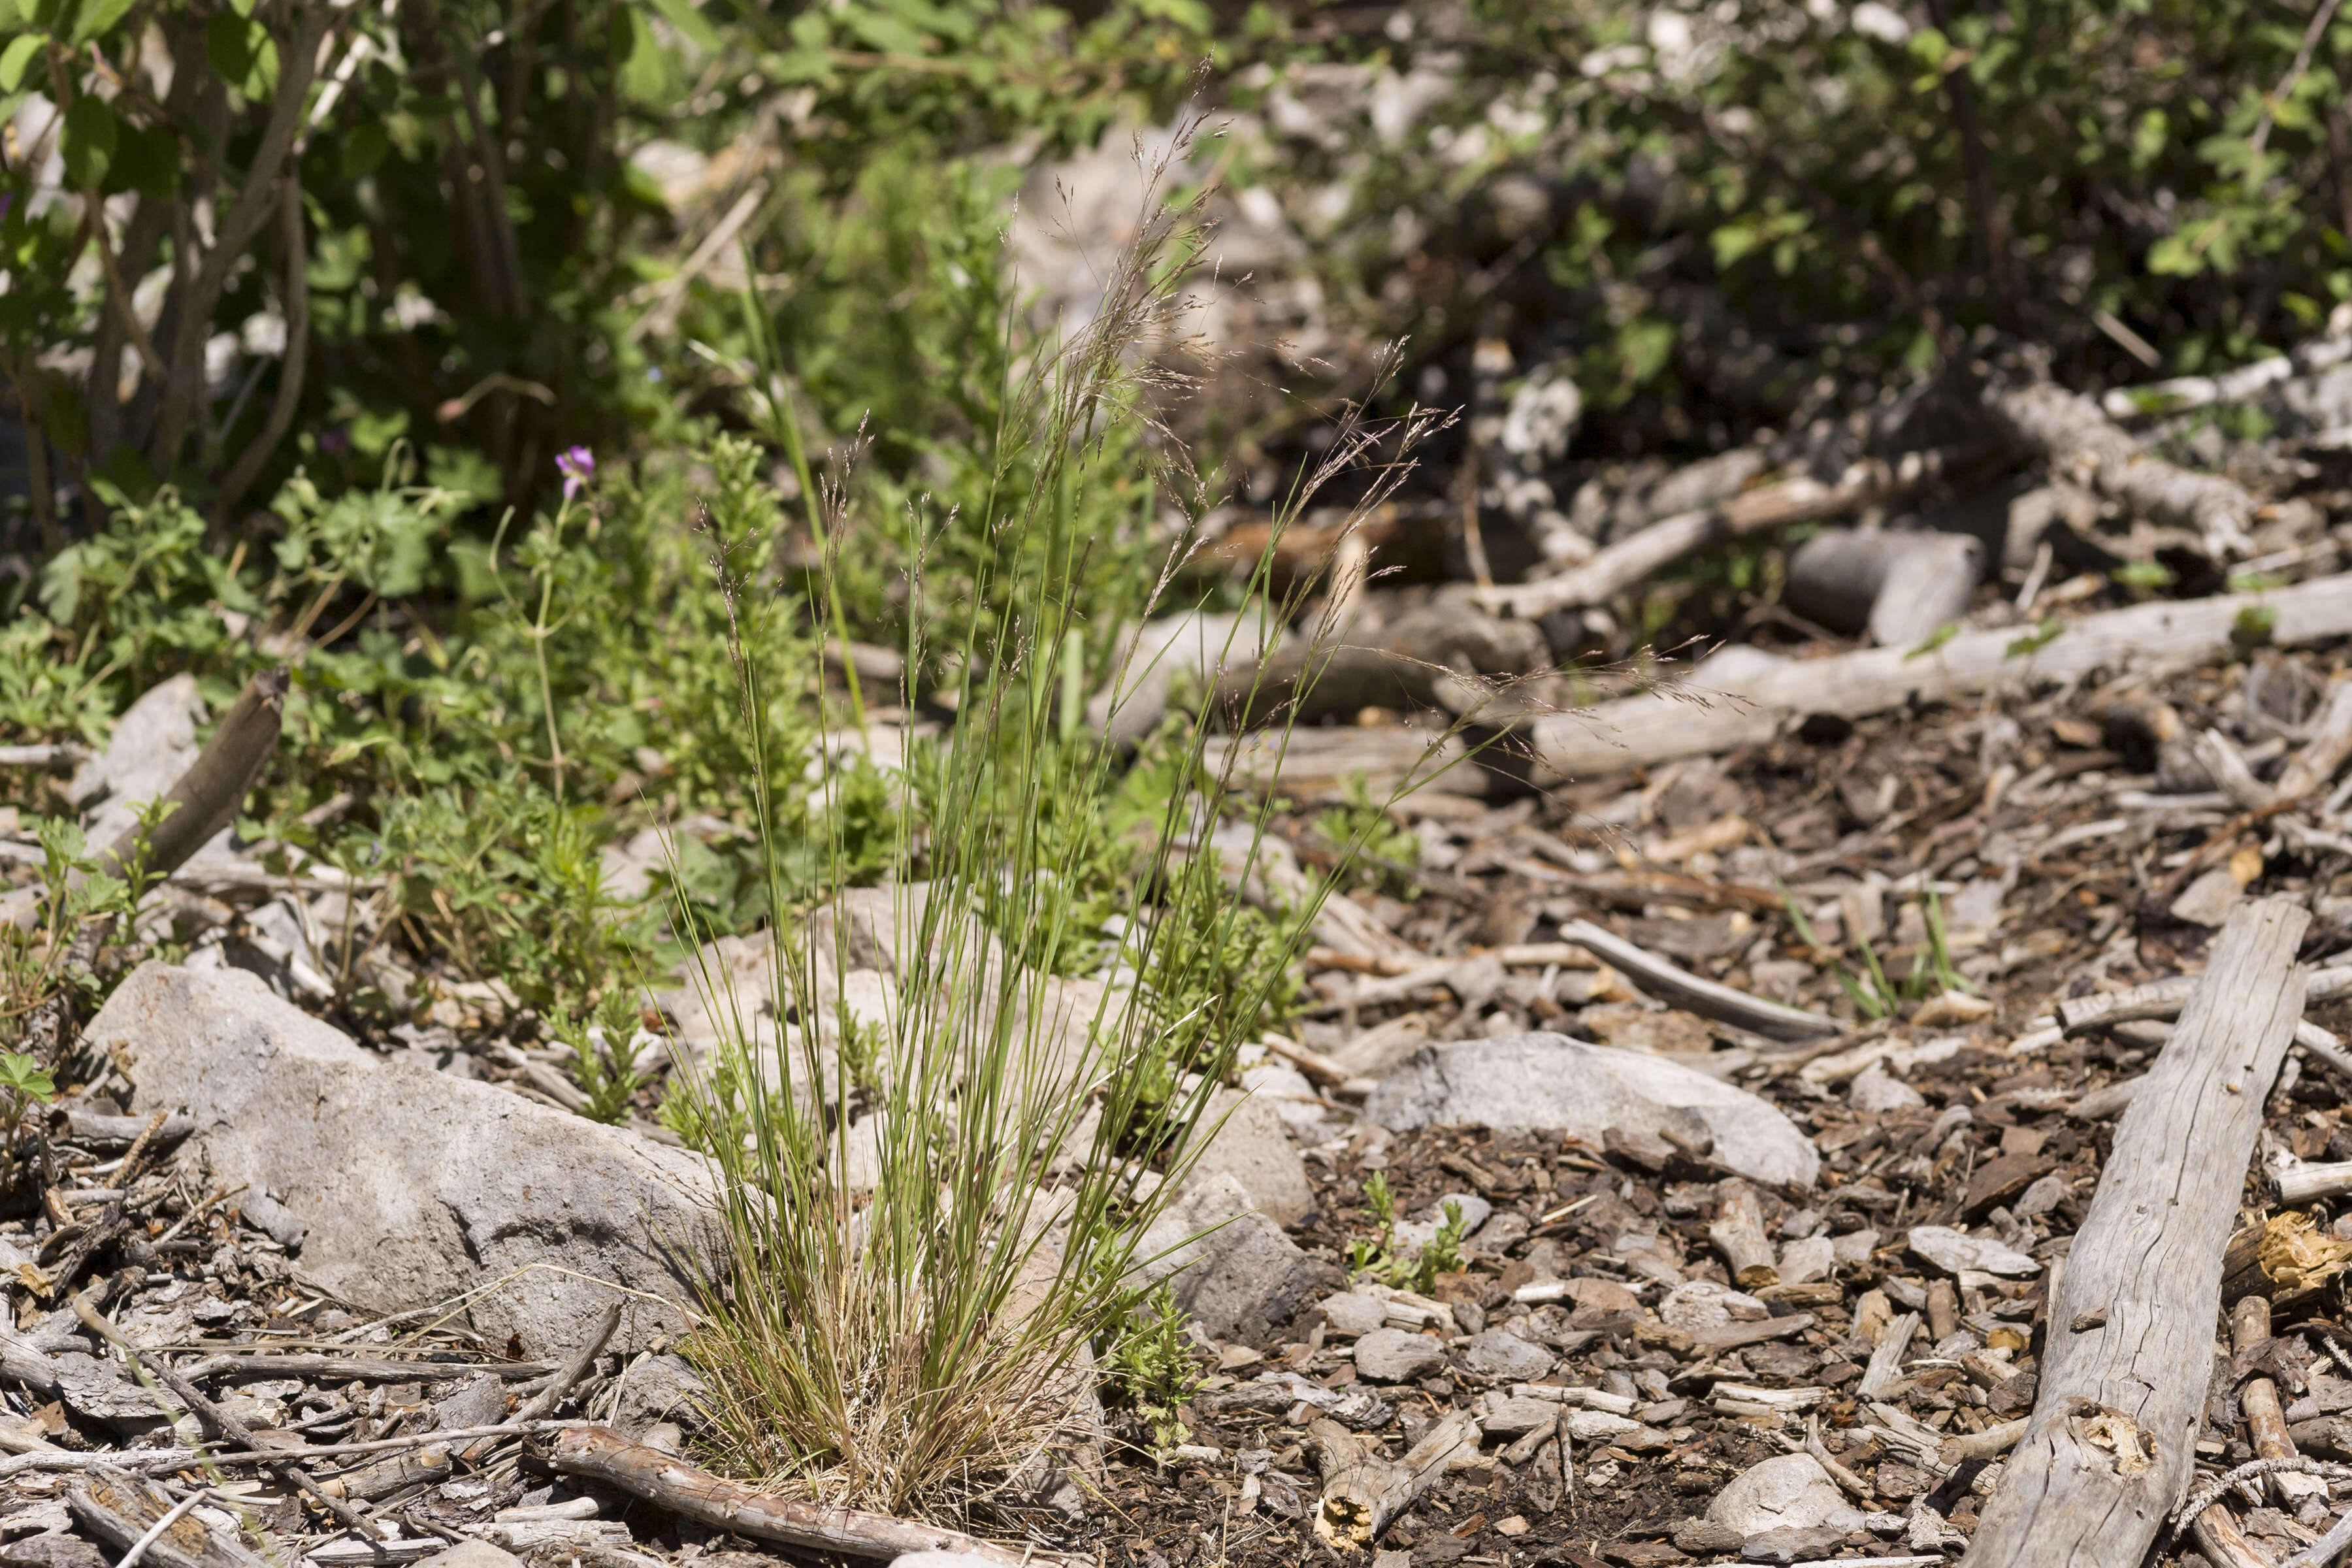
661;121;1458;1524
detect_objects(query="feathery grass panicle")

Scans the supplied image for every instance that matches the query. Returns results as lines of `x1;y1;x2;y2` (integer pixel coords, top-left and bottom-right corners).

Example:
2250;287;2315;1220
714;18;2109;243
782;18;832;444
662;114;1454;1523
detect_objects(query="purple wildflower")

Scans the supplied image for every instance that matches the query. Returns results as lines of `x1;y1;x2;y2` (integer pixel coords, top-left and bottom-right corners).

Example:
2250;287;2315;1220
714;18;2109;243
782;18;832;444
557;445;595;500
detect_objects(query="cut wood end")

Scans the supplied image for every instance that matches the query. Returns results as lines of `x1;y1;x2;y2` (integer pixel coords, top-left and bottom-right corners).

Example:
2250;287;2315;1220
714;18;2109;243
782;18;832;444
2223;1211;2352;1304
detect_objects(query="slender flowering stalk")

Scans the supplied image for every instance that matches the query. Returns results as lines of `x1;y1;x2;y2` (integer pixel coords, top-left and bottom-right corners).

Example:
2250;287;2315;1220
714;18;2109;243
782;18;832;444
557;446;595;501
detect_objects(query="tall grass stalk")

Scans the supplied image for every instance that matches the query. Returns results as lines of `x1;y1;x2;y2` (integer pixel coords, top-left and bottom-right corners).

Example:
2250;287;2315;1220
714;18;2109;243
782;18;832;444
664;118;1453;1524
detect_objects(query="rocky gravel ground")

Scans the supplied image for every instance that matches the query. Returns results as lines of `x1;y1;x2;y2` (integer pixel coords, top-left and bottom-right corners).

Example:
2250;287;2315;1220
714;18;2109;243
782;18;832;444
11;635;2352;1568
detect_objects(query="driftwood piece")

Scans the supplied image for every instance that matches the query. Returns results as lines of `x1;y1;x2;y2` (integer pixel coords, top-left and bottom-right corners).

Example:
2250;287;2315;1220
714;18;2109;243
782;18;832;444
2276;681;2352;802
65;1470;272;1568
1309;1408;1482;1551
1205;727;1491;800
1477;446;1989;620
1526;574;2352;783
1558;919;1840;1042
1215;600;1548;727
549;1426;1078;1565
1961;898;2309;1568
1709;1181;1778;1288
317;1445;451;1501
1984;380;2259;558
1784;529;1985;648
2191;1501;2279;1568
2103;335;2352;423
1858;1313;1923;1400
2232;1295;2330;1520
2276;1162;2352;1207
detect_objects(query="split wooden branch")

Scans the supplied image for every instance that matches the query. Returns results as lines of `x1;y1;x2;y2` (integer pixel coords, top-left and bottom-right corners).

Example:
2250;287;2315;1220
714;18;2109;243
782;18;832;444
1961;897;2309;1568
1475;446;1990;620
1558;919;1840;1042
548;1426;1080;1566
2230;1295;2329;1522
1526;574;2352;782
1709;1180;1778;1288
1309;1408;1482;1551
1982;380;2258;559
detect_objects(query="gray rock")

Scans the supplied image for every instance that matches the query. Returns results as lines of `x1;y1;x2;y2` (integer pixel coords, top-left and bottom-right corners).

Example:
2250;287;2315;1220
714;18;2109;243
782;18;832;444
1849;1066;1925;1113
1831;1229;1881;1266
1317;1292;1390;1338
1463;1329;1555;1382
1905;1224;2040;1278
1742;1526;1850;1563
431;1373;509;1432
1352;1327;1447;1383
1396;1192;1492;1252
98;962;716;1356
1186;1088;1315;1228
1365;1034;1820;1188
237;1190;308;1250
612;1354;710;1435
1135;1173;1329;1344
412;1545;525;1568
1707;1454;1852;1534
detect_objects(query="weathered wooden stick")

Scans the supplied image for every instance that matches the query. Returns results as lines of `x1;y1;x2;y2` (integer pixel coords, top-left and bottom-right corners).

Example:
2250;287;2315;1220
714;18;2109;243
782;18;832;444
0;743;86;771
317;1445;451;1501
1526;574;2352;782
1560;919;1841;1041
1709;1181;1778;1288
2191;1501;2281;1568
2276;1161;2352;1206
1857;1313;1922;1400
549;1426;1079;1566
2232;1296;2330;1521
1984;380;2257;559
1961;897;2309;1568
1477;446;1989;619
2275;682;2352;802
66;1469;272;1568
179;1353;555;1385
1310;1408;1481;1551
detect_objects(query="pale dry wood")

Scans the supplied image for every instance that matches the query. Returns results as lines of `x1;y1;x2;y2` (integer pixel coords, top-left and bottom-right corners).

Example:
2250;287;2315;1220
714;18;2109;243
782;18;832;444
2192;1502;2281;1568
549;1426;1077;1566
1205;727;1489;799
2102;335;2352;423
1476;446;1987;619
1984;381;2258;559
1858;1312;1923;1400
2231;1296;2329;1520
1309;1408;1482;1551
1942;1419;2032;1467
1961;898;2310;1568
0;744;86;770
65;1470;272;1568
317;1445;451;1501
1709;1181;1779;1288
1526;574;2352;783
2276;682;2352;802
1559;919;1841;1042
2276;1160;2352;1206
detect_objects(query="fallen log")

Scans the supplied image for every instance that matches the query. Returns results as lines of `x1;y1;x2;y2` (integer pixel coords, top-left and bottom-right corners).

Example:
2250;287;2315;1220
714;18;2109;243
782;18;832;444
549;1426;1080;1566
1309;1408;1481;1551
1475;446;1990;621
1961;897;2309;1568
1526;574;2352;783
1983;380;2257;559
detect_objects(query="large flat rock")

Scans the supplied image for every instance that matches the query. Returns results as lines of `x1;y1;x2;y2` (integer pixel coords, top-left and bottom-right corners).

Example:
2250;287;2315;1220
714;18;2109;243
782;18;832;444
1364;1032;1819;1188
93;963;717;1356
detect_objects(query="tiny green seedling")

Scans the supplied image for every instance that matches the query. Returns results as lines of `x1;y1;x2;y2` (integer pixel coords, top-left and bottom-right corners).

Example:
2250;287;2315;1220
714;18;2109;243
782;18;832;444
2005;618;2065;659
1904;622;1959;659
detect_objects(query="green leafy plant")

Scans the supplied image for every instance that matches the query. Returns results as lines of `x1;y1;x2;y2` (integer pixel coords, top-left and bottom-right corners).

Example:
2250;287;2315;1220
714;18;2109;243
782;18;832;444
548;993;655;1126
0;1053;56;1139
1315;774;1422;900
2005;618;2066;659
1100;1283;1205;1462
1346;1173;1465;1294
